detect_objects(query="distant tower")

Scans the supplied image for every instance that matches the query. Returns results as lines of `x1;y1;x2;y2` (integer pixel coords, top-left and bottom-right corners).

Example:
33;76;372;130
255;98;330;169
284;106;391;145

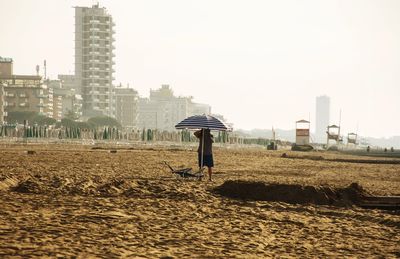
74;4;115;117
43;60;47;79
315;95;330;143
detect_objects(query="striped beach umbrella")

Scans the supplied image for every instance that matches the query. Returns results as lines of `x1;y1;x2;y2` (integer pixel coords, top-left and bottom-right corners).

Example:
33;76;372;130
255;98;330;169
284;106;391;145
175;115;232;169
175;115;231;131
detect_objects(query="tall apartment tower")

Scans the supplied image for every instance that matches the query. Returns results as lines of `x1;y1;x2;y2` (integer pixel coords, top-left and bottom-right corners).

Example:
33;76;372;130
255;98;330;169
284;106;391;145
75;4;115;117
315;95;330;143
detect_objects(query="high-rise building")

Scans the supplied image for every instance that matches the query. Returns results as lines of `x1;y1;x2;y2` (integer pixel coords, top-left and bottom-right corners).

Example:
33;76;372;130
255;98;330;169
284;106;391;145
315;95;330;143
74;4;115;118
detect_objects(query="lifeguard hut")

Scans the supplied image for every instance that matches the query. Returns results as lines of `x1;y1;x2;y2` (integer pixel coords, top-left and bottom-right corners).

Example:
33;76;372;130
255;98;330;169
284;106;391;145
295;120;310;145
347;133;357;145
326;125;341;147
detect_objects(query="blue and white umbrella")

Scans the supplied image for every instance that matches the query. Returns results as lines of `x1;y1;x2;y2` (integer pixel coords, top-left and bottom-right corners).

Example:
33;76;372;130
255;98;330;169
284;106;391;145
175;115;231;131
175;115;231;168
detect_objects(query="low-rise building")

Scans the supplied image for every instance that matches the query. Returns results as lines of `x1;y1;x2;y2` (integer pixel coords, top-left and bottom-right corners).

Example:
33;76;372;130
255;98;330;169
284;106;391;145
0;57;13;78
47;80;63;121
137;84;212;131
113;86;139;128
190;102;211;116
0;85;4;124
0;57;12;123
51;79;83;120
58;74;79;92
1;75;46;123
43;83;54;119
0;57;53;123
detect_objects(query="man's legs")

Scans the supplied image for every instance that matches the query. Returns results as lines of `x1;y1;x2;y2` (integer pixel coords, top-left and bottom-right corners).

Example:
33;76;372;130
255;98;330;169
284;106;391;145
208;166;213;181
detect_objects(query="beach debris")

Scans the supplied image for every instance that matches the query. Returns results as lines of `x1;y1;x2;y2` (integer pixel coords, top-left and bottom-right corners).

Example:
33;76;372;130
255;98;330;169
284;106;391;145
163;161;204;180
291;144;314;152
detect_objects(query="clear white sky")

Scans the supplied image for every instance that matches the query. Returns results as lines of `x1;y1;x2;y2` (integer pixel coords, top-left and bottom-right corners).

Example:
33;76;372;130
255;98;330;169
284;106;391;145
1;0;399;138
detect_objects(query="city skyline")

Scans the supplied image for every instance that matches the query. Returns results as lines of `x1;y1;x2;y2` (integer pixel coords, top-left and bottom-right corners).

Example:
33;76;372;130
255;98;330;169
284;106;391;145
1;0;399;138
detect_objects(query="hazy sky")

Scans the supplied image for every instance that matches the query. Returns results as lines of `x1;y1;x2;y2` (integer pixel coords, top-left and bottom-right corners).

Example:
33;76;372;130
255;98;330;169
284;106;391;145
1;0;399;137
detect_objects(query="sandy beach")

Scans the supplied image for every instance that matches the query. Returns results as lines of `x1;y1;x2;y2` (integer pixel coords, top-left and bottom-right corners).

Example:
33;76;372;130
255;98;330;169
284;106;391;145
0;143;399;258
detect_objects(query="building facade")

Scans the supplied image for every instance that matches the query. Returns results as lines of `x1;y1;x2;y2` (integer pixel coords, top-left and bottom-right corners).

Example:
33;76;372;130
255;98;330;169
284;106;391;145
1;75;46;123
190;102;211;116
75;4;115;118
43;83;54;119
58;74;78;91
315;95;330;143
113;87;139;128
137;85;212;131
0;57;10;123
50;79;83;121
47;80;63;121
0;57;13;78
0;84;4;124
0;58;57;123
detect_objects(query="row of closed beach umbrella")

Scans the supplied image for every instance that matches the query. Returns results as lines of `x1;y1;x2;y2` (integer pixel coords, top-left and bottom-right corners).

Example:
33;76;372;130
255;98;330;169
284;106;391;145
0;115;282;146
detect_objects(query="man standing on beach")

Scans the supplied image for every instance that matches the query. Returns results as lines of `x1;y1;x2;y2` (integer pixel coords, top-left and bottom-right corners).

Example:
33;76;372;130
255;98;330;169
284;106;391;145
194;129;214;181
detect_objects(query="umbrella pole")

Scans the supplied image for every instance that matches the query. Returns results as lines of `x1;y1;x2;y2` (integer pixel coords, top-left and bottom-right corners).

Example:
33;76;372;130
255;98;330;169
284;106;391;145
201;129;204;169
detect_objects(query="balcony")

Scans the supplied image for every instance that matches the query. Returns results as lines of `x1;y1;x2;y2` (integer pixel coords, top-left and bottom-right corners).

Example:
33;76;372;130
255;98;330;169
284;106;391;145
96;92;110;96
37;103;45;107
19;93;27;98
89;20;100;24
83;44;99;48
5;93;15;97
19;103;28;107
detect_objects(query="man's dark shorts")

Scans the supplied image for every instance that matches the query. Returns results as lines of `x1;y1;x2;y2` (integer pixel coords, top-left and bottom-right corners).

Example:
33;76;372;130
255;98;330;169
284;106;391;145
198;153;214;168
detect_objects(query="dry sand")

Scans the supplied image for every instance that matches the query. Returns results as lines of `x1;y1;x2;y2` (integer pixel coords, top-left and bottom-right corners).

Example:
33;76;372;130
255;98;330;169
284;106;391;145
0;143;399;258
